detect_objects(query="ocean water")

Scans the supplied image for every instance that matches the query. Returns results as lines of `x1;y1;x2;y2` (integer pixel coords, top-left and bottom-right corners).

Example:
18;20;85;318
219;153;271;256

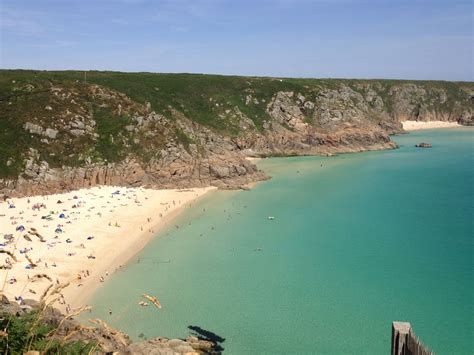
86;128;473;354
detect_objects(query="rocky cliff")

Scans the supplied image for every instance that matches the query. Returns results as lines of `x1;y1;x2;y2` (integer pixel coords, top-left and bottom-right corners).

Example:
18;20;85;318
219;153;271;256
0;70;472;197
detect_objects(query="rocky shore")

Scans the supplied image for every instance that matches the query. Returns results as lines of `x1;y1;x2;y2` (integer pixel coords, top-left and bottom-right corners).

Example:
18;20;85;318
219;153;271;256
0;294;222;354
0;71;472;198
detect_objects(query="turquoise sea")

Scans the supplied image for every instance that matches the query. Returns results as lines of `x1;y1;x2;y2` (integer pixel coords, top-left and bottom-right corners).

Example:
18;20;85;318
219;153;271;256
86;128;473;354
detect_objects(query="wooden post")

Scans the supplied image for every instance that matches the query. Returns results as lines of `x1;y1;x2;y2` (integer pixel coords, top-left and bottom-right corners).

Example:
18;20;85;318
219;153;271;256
391;321;411;355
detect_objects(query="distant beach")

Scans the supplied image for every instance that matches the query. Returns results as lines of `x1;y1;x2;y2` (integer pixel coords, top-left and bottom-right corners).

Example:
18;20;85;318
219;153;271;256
402;120;461;130
0;186;215;312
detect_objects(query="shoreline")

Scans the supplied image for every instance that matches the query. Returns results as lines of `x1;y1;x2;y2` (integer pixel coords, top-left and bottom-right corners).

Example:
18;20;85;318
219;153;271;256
402;120;461;131
1;123;467;311
62;188;215;309
0;186;215;312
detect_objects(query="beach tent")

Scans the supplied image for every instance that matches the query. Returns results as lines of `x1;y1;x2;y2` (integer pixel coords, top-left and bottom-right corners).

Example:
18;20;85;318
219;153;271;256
55;227;63;233
16;225;25;232
59;213;66;218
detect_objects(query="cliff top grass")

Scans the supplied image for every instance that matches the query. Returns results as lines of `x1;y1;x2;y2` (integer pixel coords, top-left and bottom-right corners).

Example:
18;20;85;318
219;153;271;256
0;69;472;179
2;69;472;127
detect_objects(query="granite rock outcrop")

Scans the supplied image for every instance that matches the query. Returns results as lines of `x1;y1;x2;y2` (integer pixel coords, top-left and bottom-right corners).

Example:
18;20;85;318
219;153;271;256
1;71;472;197
0;296;221;354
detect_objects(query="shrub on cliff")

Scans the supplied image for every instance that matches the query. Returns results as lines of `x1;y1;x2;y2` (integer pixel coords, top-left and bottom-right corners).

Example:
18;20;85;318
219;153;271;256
0;310;96;355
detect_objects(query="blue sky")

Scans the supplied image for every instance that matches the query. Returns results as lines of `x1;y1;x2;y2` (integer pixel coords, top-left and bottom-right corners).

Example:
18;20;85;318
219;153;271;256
0;0;472;80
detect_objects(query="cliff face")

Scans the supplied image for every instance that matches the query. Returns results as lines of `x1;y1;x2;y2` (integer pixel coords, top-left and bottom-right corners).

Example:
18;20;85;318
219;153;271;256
0;70;472;196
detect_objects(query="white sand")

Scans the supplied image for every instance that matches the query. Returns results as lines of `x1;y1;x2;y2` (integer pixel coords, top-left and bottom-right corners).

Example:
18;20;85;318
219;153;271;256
402;120;461;131
0;186;214;311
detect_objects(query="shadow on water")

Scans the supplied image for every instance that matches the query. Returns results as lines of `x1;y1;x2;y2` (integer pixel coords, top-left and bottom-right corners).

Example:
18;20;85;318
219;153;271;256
188;325;225;353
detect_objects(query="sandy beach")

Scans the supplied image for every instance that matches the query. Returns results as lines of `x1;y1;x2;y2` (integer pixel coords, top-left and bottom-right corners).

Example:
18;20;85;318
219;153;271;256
0;186;214;311
402;120;461;131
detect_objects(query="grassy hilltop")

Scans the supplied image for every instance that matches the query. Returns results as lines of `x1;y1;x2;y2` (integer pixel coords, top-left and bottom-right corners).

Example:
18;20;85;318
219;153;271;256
0;70;472;183
1;70;471;131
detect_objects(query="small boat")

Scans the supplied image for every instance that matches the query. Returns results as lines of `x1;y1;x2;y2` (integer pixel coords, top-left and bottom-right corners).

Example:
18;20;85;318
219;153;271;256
267;216;275;220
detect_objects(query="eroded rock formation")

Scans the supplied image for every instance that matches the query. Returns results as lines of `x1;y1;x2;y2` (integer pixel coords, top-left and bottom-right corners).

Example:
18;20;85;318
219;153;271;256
0;71;472;197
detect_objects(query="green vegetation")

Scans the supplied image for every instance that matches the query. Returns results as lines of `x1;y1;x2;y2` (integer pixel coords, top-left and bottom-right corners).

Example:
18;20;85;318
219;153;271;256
175;128;194;152
0;310;96;355
0;69;472;180
1;70;470;133
94;106;132;162
0;112;31;178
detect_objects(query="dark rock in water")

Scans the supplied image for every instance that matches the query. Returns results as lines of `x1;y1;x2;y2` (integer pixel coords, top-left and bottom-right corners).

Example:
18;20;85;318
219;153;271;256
415;143;432;148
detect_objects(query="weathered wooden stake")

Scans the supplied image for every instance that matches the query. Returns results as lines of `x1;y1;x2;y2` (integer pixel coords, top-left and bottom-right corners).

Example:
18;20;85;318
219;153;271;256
392;321;433;355
392;321;412;355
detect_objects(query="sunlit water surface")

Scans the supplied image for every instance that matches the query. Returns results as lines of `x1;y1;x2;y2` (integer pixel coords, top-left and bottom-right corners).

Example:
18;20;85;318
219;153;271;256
86;128;473;354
